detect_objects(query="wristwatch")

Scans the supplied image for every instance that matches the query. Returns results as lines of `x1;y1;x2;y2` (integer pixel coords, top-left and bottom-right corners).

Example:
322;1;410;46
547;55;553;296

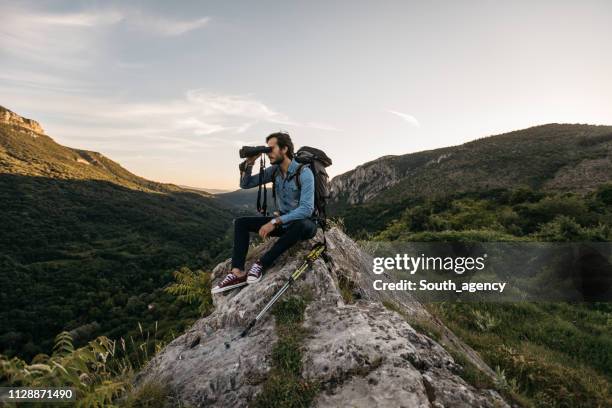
271;217;281;227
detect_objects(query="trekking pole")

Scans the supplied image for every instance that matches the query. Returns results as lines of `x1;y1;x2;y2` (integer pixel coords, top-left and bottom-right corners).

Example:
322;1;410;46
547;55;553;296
225;242;326;348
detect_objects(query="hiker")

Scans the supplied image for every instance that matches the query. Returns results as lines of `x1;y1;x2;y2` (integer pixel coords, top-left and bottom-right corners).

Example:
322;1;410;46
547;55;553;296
212;132;318;293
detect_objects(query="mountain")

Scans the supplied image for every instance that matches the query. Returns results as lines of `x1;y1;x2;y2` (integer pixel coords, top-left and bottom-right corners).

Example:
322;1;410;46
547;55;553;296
0;106;237;359
217;188;259;212
178;185;231;194
135;227;514;408
330;124;612;208
0;105;199;194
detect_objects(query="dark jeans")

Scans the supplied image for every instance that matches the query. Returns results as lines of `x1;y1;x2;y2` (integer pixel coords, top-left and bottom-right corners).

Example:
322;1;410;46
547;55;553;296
231;216;318;270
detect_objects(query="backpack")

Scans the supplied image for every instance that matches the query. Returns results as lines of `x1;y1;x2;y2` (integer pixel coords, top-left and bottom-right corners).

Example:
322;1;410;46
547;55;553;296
272;146;332;227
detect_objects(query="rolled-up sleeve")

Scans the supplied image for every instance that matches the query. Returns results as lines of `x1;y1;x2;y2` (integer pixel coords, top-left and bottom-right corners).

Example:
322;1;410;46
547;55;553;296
279;167;315;223
240;164;276;189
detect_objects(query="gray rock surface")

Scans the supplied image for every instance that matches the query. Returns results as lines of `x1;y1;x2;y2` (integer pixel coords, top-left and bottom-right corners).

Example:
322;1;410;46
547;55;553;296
329;156;401;205
135;227;510;408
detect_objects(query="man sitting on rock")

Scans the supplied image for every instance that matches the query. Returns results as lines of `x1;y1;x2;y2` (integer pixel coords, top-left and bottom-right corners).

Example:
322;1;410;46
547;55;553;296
212;132;317;294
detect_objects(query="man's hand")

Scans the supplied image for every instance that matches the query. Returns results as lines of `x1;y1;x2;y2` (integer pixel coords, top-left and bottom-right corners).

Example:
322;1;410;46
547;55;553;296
239;154;262;172
246;153;261;165
259;222;275;239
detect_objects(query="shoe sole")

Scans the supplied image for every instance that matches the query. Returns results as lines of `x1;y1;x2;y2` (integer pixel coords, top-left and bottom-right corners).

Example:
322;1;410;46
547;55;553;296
247;275;262;284
211;281;247;294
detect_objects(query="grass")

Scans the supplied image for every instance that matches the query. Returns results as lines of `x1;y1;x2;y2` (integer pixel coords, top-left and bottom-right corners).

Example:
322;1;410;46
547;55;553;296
382;300;442;342
0;323;170;407
345;184;612;407
251;293;319;408
121;381;171;407
426;302;612;408
337;274;357;304
382;299;533;407
445;347;495;389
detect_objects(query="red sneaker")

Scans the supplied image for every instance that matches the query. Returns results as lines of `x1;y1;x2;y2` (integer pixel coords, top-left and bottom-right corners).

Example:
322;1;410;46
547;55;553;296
247;261;264;284
211;272;247;294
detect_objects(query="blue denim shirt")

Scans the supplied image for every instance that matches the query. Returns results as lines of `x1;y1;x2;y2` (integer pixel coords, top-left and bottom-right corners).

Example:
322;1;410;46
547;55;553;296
240;158;314;226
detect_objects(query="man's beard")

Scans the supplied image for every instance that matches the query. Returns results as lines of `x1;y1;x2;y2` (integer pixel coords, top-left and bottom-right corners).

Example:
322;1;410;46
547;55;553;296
271;154;285;165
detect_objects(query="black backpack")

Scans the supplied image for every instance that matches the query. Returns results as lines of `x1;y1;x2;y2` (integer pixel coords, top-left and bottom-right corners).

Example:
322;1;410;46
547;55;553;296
272;146;332;227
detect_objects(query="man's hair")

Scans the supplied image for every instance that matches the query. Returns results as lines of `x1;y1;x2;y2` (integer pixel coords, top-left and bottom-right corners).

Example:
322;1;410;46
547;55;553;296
266;132;294;159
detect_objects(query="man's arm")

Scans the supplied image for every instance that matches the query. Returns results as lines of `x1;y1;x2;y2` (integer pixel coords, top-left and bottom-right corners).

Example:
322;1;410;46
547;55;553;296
239;162;276;189
278;167;315;224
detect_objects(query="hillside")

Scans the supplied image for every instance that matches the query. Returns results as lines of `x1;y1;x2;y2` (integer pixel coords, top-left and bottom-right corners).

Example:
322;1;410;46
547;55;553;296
330;124;612;208
0;105;199;195
0;106;236;360
217;188;259;212
322;125;612;407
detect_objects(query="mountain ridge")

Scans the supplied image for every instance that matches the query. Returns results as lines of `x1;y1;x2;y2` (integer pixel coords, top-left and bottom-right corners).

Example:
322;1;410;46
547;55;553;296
0;105;204;196
329;123;612;207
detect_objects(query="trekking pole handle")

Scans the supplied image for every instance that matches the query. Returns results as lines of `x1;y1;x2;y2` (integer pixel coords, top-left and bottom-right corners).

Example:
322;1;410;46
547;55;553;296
240;320;257;338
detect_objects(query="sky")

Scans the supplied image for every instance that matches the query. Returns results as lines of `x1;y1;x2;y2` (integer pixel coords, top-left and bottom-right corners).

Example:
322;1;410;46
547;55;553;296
1;0;611;190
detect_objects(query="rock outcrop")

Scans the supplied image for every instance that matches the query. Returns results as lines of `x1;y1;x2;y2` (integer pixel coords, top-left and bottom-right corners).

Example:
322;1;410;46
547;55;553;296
329;156;402;205
0;105;44;135
135;227;511;408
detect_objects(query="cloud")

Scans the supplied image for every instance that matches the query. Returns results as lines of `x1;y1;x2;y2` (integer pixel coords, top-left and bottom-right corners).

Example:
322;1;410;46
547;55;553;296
304;122;341;131
130;14;211;36
387;110;420;128
231;139;260;147
0;3;336;155
1;86;336;155
0;4;212;70
1;4;212;36
185;90;282;120
0;70;94;93
28;10;124;27
236;122;256;133
114;60;148;70
96;89;296;136
100;89;337;136
175;117;229;135
0;7;103;69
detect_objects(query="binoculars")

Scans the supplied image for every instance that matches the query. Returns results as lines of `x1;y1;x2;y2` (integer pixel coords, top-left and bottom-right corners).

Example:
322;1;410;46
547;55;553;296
239;145;272;158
